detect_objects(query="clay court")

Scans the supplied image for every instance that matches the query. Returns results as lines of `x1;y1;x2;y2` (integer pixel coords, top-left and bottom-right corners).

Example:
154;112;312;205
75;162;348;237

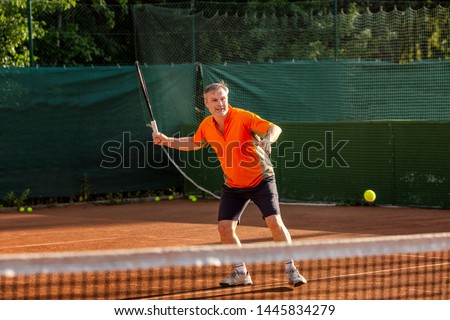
1;200;449;299
2;200;450;253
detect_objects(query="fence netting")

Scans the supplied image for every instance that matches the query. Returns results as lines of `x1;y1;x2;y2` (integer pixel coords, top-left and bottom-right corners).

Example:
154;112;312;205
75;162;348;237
2;1;450;66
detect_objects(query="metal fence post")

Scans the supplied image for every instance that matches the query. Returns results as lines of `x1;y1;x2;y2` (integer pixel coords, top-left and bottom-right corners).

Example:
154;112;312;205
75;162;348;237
27;0;35;66
334;0;339;60
191;0;196;63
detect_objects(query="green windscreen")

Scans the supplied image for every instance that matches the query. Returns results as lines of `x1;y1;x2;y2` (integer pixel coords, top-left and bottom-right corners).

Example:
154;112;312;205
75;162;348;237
183;62;450;208
0;65;196;199
1;62;449;208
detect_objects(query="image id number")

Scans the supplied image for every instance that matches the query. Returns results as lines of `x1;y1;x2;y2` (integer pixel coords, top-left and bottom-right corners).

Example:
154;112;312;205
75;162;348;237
256;304;335;316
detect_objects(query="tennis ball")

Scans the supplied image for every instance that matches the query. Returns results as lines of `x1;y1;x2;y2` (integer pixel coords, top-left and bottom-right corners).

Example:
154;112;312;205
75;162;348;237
154;196;160;202
188;195;194;200
27;207;33;213
364;190;376;202
168;195;174;200
19;207;25;213
191;196;197;202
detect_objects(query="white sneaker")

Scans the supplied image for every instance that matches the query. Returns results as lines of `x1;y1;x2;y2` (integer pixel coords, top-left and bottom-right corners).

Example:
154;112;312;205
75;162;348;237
286;267;307;287
220;270;253;287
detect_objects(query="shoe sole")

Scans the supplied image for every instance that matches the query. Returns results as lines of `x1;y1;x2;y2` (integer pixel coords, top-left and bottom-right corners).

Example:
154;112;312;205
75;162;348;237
220;281;253;288
290;278;308;287
292;280;307;287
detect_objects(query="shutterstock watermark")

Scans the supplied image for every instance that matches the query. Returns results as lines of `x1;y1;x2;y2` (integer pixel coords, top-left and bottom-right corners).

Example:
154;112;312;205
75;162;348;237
276;131;349;169
100;131;349;170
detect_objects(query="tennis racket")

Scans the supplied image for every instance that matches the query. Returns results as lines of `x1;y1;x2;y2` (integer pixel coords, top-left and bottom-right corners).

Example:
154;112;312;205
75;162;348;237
135;61;159;133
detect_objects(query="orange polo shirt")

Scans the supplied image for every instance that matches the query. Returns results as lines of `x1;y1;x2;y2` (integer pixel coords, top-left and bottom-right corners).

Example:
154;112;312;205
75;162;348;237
193;106;275;188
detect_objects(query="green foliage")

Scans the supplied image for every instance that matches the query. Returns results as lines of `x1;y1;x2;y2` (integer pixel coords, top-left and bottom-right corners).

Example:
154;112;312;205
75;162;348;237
0;1;32;66
33;2;122;66
2;188;30;208
79;173;91;202
105;192;123;204
336;192;376;207
0;0;76;66
37;22;103;65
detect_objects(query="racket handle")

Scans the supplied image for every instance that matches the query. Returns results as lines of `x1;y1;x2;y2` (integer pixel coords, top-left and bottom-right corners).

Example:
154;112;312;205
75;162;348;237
150;120;159;133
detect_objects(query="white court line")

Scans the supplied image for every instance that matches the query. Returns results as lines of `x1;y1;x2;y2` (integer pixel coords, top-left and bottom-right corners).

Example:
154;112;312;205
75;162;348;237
0;237;127;250
311;259;450;281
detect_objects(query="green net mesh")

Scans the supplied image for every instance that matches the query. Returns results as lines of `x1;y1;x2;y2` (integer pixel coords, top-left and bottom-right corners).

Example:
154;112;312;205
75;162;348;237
133;2;450;64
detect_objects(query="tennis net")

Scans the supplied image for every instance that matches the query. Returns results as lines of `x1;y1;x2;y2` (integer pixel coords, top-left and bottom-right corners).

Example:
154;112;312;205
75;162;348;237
1;233;449;300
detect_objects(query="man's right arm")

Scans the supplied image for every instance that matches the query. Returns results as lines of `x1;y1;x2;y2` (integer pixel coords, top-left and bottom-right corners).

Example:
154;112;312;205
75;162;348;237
152;132;202;151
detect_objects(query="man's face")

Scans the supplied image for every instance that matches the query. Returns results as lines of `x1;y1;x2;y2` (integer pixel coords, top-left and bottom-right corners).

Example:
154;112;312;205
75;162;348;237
204;88;229;118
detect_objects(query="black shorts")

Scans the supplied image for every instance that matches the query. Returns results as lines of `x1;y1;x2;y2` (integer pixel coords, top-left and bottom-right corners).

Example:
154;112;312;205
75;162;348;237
218;175;281;222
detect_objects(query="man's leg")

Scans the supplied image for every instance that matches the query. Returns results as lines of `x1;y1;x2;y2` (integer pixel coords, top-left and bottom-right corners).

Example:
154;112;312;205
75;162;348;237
218;219;253;287
265;214;307;287
264;214;292;243
218;219;241;245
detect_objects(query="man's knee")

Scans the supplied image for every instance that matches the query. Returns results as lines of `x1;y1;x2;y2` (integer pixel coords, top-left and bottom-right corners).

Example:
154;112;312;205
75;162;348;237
265;214;284;229
218;220;235;236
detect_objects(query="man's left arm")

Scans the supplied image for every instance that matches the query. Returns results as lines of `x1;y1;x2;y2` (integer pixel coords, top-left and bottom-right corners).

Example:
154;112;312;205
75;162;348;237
259;124;282;154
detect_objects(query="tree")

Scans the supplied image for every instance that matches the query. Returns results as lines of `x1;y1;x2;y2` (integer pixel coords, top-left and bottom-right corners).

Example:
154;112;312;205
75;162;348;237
0;0;35;66
34;2;122;66
0;0;76;66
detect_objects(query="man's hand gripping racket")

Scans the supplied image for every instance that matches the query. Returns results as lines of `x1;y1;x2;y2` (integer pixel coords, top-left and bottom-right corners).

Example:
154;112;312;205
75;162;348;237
258;133;272;154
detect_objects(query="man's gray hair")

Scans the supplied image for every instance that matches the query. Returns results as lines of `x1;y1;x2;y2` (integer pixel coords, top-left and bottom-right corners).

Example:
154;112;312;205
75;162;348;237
203;81;229;96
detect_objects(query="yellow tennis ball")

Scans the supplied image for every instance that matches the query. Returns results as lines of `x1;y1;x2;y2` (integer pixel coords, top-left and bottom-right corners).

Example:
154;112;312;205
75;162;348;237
191;196;197;202
168;195;174;200
27;207;33;213
364;190;376;202
19;207;25;213
154;196;160;202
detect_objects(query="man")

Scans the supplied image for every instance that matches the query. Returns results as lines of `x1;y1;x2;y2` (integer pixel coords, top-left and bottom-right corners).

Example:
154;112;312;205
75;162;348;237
152;81;307;287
